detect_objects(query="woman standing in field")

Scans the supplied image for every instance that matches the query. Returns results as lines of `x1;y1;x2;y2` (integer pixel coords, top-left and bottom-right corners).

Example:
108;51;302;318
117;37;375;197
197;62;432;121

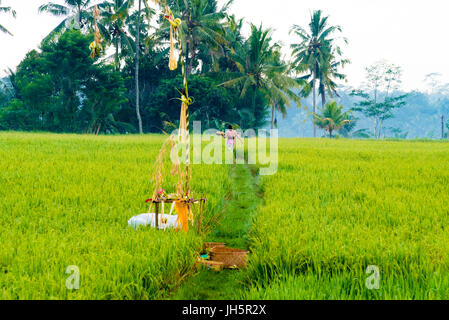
217;125;243;151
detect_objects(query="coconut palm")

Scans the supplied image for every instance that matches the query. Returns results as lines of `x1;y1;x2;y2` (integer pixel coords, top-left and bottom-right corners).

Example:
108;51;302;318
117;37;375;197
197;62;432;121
0;1;16;36
99;0;154;133
266;48;303;130
207;14;244;73
170;0;231;76
134;0;144;134
313;100;351;138
317;56;349;106
99;0;138;70
220;24;302;129
133;0;158;134
222;14;244;54
290;10;347;137
38;0;110;40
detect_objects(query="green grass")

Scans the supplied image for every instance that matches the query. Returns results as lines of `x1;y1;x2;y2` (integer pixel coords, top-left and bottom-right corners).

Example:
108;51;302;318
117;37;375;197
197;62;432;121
245;138;449;299
207;164;261;250
2;133;449;300
169;164;261;300
0;132;231;299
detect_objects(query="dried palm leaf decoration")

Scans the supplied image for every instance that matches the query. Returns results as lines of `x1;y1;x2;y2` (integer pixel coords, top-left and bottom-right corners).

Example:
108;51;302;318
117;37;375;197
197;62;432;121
89;5;103;59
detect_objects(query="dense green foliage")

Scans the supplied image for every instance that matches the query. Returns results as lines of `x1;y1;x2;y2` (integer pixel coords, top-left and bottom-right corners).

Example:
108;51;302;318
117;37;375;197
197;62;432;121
0;29;273;133
0;0;292;133
0;31;128;133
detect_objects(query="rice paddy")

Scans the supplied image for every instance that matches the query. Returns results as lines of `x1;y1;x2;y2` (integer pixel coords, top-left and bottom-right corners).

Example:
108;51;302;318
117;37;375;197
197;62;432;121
245;138;449;299
0;132;230;299
1;133;449;299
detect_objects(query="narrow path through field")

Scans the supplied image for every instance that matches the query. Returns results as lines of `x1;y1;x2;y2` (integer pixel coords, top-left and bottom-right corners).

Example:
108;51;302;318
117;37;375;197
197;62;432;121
168;164;261;300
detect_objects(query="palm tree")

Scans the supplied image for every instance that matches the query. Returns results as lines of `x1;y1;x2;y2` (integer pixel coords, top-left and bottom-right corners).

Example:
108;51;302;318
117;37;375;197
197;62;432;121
171;0;231;76
99;0;145;70
209;14;243;73
0;1;16;36
135;0;143;134
38;0;109;40
266;49;303;130
290;10;347;137
98;0;153;133
220;24;302;129
338;113;357;137
313;101;351;138
317;56;349;106
130;0;155;134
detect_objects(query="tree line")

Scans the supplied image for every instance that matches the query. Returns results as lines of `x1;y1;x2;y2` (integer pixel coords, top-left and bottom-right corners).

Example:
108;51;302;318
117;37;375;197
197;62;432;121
1;0;414;138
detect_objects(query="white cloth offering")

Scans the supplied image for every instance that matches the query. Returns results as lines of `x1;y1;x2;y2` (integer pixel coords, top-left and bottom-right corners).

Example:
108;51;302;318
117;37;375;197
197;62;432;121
128;213;180;230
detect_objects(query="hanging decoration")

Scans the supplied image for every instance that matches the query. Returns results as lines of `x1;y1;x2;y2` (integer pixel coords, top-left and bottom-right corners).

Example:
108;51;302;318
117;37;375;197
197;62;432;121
134;0;203;233
89;5;103;59
164;6;182;71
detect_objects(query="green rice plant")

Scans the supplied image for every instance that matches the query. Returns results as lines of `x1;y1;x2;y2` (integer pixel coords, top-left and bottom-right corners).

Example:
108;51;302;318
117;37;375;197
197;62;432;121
245;138;449;299
0;132;231;299
243;272;449;300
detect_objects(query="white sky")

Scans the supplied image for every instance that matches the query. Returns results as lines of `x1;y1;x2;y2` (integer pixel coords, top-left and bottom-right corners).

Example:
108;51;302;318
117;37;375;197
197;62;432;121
1;0;449;91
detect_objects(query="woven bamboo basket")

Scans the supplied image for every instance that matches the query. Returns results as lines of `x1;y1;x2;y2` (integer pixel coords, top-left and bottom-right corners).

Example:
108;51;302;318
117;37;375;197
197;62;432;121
196;260;224;271
210;247;248;269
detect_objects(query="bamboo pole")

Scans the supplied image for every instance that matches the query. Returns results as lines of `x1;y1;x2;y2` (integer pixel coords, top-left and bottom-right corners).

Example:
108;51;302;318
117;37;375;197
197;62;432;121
155;202;159;229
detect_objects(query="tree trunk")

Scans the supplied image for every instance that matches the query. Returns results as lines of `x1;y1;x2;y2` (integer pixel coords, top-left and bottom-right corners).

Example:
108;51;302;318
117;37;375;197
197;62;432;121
187;39;195;76
374;117;377;138
312;78;317;138
188;54;194;76
442;115;445;140
185;37;190;76
378;119;383;139
95;122;101;135
373;88;378;139
78;5;81;26
271;104;275;130
321;91;326;108
329;128;333;139
135;0;143;134
115;37;119;71
251;87;257;127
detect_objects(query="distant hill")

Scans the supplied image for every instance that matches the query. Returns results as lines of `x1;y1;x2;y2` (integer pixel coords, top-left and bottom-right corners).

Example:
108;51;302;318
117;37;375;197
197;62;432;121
272;88;449;139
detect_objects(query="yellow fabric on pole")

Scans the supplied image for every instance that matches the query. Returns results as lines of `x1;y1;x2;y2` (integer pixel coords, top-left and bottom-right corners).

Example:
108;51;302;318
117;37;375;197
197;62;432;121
178;102;188;143
175;201;189;232
90;5;103;59
168;26;177;70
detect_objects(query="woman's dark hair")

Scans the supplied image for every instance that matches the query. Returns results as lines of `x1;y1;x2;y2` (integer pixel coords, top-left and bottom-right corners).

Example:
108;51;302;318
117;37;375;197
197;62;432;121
227;124;233;130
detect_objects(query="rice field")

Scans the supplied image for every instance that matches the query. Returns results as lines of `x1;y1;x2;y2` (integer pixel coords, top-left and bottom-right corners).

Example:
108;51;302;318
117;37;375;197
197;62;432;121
0;132;231;299
245;139;449;299
2;133;449;299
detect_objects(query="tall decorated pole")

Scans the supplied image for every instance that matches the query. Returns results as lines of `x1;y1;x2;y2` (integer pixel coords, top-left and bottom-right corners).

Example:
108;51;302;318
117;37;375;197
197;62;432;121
89;5;103;59
164;4;191;195
142;0;205;233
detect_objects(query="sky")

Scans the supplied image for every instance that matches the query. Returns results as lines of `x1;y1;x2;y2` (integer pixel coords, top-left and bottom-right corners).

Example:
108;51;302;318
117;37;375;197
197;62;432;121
1;0;449;91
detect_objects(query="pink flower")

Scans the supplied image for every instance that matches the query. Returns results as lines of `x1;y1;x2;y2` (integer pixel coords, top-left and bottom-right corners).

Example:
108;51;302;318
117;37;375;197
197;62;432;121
158;189;165;195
